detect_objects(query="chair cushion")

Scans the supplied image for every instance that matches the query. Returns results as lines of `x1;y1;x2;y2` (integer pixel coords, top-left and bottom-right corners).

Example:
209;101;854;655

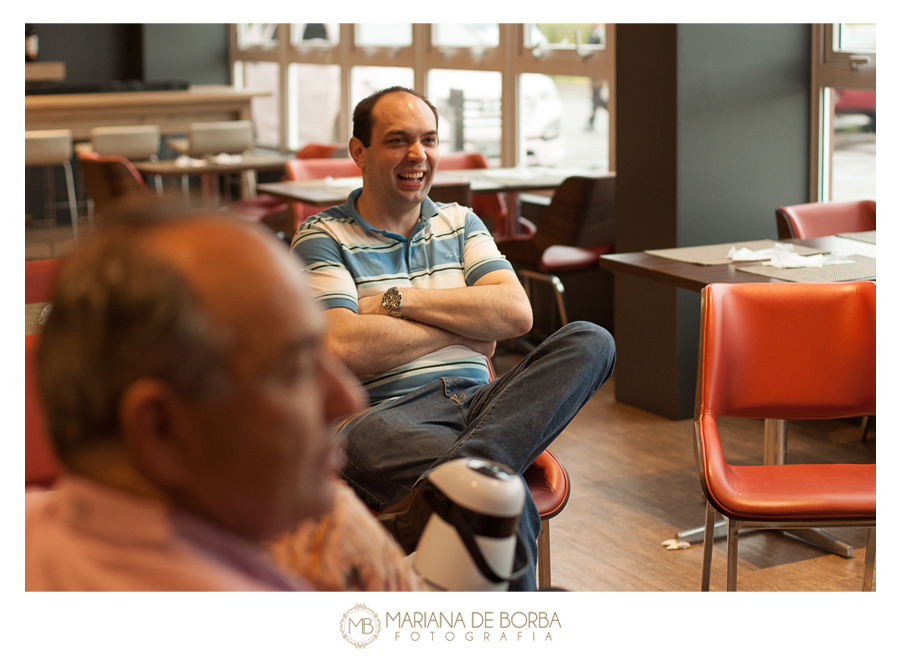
523;451;570;520
706;460;875;522
540;244;613;274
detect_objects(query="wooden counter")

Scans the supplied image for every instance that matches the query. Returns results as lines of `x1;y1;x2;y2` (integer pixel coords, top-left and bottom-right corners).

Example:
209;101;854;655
25;86;269;140
25;61;66;82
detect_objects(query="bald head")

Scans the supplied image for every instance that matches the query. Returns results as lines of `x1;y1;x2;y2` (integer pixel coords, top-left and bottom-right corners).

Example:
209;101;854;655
38;211;364;539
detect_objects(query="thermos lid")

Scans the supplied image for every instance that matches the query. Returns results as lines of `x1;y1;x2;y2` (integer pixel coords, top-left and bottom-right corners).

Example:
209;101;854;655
427;458;525;517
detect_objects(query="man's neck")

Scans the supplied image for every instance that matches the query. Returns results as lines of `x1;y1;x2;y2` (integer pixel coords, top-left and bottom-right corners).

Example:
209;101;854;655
68;445;169;504
355;189;420;238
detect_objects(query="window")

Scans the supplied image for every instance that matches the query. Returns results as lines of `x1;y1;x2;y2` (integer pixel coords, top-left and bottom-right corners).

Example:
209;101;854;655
234;61;280;148
287;63;341;151
811;24;876;202
229;23;615;171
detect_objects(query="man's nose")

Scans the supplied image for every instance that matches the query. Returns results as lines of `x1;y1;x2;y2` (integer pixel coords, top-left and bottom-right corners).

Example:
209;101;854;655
407;140;425;162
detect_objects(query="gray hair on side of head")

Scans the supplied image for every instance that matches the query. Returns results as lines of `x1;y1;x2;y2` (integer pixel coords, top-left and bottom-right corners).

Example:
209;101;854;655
36;222;234;463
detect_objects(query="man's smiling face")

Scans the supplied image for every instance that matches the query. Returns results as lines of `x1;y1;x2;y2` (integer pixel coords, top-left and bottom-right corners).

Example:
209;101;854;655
354;91;440;221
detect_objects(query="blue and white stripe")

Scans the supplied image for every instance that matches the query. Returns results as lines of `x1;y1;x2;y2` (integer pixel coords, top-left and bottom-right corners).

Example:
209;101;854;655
291;188;512;403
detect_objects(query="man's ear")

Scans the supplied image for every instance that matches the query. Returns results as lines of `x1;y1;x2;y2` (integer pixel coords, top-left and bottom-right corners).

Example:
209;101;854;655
349;136;366;172
118;378;190;489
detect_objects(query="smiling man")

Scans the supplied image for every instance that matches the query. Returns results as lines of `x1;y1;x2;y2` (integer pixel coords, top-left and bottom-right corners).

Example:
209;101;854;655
291;87;616;591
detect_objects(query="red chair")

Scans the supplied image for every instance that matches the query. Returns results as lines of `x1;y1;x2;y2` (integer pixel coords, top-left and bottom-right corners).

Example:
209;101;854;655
25;258;63;304
295;143;340;159
497;174;615;328
78;152;150;220
228;144;342;231
775;200;876;240
285;158;363;229
524;449;570;589
694;282;876;591
25;334;63;488
438;151;513;236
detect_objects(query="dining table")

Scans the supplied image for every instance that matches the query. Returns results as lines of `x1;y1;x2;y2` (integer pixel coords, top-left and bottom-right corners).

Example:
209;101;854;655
134;153;292;209
598;233;876;420
598;232;876;553
257;165;608;239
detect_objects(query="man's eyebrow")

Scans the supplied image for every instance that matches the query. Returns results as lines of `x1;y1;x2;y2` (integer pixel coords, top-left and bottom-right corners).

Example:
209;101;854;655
383;129;438;138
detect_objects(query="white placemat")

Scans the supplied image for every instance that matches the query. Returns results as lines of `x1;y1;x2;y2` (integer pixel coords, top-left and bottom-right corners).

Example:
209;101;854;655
645;240;824;266
736;255;875;282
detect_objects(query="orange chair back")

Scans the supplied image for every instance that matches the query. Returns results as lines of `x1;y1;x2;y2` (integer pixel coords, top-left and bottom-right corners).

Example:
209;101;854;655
697;281;875;422
438;151;509;234
776;200;876;240
295;143;339;159
78;152;150;218
25;258;63;304
285;158;362;228
25;334;63;488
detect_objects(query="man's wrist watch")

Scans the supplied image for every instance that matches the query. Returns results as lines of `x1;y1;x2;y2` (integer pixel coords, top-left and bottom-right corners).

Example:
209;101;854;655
381;287;404;318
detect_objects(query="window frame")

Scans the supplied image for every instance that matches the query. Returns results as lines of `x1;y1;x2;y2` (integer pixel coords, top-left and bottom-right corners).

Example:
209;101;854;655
809;23;876;201
229;23;615;168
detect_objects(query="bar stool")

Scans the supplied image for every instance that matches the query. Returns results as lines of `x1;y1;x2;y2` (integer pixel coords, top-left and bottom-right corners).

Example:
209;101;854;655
87;125;163;193
25;130;80;253
75;125;164;221
167;120;256;205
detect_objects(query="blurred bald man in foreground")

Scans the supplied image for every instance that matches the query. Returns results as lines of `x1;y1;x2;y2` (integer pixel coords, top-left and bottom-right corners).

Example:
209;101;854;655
25;205;420;591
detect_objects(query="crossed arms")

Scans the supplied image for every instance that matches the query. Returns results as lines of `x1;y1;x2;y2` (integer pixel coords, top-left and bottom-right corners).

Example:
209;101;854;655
324;269;533;378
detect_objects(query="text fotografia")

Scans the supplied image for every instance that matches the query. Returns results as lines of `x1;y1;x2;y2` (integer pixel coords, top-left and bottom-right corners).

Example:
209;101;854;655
386;611;561;642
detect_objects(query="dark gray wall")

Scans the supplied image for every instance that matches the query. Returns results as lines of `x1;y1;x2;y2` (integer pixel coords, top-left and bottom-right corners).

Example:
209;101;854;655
142;24;230;85
31;24;143;82
614;24;812;419
677;24;810;247
29;23;229;85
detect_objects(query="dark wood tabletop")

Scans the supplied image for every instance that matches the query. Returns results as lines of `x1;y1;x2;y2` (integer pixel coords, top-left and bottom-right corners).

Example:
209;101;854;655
598;235;876;292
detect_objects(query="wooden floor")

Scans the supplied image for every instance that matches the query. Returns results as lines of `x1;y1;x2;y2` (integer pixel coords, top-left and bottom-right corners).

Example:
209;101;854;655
26;224;876;592
493;351;876;592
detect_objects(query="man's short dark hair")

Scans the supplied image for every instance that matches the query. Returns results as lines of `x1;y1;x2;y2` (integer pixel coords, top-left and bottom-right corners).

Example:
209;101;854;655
36;213;235;463
352;86;439;148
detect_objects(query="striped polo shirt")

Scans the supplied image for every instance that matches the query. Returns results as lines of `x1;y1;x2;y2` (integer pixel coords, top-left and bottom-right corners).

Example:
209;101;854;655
291;188;513;404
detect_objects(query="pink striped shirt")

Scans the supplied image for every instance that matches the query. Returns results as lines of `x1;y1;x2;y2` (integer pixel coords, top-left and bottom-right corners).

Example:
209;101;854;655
25;475;309;591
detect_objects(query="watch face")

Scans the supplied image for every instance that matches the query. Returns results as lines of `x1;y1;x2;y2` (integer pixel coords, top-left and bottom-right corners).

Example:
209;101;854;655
382;288;402;311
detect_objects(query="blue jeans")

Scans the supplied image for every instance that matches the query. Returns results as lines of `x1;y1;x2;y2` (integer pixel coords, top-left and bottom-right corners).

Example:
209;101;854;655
340;321;616;590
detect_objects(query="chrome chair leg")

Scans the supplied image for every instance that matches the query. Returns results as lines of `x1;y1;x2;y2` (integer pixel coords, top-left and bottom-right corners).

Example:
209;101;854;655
63;160;79;241
538;518;552;590
863;527;876;591
519;269;569;330
726;517;739;591
701;502;717;591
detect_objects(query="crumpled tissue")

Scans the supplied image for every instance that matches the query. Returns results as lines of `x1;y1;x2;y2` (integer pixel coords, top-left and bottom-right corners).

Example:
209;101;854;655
208;153;243;164
175;154;207;167
727;245;779;261
728;243;855;269
767;242;854;269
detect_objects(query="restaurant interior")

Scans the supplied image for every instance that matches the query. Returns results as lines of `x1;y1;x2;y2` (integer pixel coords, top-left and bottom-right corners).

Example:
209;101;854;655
24;23;877;592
